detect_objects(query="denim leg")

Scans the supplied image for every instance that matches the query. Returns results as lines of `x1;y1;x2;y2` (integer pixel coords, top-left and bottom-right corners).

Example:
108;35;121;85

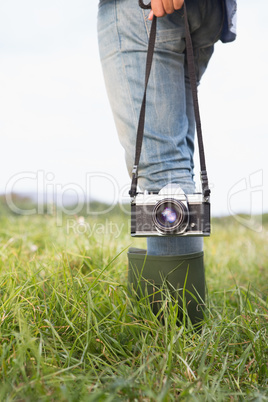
98;0;224;256
147;236;204;256
98;0;194;192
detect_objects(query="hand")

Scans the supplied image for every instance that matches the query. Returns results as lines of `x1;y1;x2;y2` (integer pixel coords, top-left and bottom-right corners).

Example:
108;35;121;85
148;0;184;20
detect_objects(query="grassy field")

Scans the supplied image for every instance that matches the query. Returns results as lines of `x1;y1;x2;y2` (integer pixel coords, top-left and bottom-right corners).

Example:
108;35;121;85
0;203;267;401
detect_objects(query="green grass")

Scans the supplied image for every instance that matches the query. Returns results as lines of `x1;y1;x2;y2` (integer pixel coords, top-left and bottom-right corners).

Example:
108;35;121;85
0;209;267;401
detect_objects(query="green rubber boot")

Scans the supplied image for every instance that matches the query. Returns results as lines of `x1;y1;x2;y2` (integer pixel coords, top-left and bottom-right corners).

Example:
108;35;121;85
128;248;205;326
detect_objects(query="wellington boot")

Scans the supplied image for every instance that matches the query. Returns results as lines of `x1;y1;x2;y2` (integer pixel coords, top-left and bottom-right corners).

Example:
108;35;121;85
128;248;205;326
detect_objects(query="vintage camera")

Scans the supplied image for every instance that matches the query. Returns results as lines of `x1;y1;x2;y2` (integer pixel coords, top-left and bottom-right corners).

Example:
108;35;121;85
131;184;210;237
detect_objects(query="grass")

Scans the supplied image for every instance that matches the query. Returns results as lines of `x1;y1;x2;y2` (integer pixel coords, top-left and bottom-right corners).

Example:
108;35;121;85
0;207;267;401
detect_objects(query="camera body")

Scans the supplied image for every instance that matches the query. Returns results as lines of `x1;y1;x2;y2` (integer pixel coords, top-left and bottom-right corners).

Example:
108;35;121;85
130;185;210;237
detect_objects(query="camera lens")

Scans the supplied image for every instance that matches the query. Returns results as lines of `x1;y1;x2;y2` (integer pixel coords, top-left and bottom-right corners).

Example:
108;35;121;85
153;199;188;234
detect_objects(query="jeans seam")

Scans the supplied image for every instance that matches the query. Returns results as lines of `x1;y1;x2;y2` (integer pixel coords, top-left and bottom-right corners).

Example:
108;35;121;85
142;8;150;39
115;0;139;164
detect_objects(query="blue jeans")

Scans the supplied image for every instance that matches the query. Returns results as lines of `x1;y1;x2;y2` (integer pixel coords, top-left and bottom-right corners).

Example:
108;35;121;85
98;0;224;255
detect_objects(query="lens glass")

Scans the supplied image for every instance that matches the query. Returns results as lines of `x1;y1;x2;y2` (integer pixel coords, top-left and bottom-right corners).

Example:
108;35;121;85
153;199;188;233
160;207;177;224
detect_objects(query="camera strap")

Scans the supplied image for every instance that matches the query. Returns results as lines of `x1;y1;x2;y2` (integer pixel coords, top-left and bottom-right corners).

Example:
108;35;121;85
129;0;211;199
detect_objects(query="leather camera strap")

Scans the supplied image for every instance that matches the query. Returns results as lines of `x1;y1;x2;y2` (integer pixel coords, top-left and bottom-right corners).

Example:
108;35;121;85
129;0;211;199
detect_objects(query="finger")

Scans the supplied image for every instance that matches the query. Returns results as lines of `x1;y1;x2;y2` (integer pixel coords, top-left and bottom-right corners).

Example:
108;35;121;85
161;0;175;14
151;0;166;18
148;9;154;20
173;0;184;10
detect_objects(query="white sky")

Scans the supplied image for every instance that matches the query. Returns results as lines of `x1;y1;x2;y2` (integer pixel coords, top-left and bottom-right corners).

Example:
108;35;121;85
0;0;267;217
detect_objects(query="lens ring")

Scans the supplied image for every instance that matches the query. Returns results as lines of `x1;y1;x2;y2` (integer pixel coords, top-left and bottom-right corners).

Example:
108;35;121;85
152;198;189;234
